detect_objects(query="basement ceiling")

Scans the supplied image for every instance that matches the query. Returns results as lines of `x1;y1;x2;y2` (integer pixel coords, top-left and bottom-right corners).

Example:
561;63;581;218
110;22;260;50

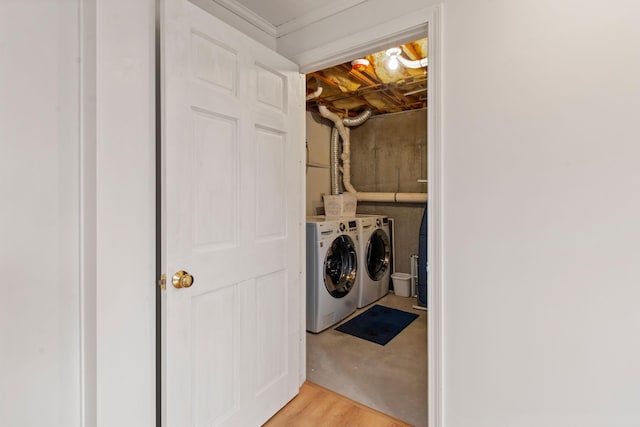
306;38;428;117
217;1;427;117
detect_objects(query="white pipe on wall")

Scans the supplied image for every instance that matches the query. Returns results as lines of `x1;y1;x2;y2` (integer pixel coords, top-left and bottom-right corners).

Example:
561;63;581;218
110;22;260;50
340;126;357;193
316;104;427;204
397;56;428;69
396;192;428;203
318;104;356;193
305;86;323;101
356;192;428;203
318;105;347;139
328;108;372;195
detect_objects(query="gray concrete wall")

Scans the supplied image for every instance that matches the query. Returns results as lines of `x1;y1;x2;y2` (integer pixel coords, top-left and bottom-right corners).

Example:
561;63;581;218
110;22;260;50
350;109;427;276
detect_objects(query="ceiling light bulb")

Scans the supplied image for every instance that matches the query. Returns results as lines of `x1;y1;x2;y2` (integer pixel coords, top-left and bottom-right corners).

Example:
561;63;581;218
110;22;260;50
387;56;399;71
385;47;402;71
385;47;402;57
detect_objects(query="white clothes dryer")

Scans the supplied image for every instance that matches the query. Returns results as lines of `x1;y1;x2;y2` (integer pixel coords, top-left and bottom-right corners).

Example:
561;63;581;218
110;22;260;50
306;216;359;333
355;215;391;308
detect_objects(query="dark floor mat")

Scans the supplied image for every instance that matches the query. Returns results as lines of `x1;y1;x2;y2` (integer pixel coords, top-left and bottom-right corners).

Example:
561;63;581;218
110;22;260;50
335;304;418;345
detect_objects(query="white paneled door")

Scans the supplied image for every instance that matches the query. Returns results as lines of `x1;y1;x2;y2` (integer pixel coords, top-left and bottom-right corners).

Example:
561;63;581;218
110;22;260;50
160;0;305;425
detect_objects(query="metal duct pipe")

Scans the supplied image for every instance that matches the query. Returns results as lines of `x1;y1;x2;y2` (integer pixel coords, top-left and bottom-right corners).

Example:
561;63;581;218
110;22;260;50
342;108;372;127
330;127;342;195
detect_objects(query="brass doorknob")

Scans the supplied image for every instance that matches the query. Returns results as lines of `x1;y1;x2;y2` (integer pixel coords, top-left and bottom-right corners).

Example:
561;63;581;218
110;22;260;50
172;270;194;289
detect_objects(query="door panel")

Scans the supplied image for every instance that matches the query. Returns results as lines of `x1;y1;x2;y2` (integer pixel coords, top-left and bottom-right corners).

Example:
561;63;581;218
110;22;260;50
191;286;239;425
191;110;239;249
255;270;288;391
190;30;237;93
255;126;287;239
161;0;304;425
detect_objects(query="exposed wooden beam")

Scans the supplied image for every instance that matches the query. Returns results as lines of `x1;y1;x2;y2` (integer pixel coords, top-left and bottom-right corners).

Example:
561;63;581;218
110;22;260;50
309;71;340;89
306;61;429;116
335;64;409;109
402;43;420;61
337;64;378;87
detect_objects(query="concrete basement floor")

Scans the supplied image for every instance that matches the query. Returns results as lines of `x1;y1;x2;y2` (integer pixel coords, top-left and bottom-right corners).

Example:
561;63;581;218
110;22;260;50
306;293;427;427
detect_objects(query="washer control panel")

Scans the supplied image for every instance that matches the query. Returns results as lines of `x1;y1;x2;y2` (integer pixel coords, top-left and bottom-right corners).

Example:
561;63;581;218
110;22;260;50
338;221;358;233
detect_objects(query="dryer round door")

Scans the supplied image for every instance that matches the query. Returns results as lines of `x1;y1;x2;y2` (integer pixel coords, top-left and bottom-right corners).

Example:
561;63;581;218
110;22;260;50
324;235;358;298
366;229;390;281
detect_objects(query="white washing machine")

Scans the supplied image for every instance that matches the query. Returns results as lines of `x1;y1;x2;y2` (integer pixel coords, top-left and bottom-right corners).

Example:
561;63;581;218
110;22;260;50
355;215;391;308
306;216;359;333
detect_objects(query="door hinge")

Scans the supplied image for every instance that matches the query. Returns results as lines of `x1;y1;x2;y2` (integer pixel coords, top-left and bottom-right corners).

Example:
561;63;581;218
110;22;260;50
158;274;167;290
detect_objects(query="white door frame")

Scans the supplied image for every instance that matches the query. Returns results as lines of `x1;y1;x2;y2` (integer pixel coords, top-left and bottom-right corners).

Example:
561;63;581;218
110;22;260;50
296;5;443;427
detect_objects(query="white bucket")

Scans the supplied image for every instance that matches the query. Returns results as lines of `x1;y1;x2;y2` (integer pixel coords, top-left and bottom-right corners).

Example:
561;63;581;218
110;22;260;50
391;272;412;297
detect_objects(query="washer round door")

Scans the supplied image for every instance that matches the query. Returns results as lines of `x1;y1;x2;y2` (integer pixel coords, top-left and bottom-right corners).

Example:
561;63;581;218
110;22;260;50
366;229;390;281
324;235;358;298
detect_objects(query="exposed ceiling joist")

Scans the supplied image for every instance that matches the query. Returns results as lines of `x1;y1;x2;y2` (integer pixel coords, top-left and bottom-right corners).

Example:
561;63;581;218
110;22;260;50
306;37;428;117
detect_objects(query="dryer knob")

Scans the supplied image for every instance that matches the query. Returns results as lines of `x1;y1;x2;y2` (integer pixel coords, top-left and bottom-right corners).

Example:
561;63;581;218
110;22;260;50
376;218;382;227
339;223;346;232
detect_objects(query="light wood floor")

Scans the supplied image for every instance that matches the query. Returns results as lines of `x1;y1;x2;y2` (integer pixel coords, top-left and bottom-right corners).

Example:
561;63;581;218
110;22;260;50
263;381;413;427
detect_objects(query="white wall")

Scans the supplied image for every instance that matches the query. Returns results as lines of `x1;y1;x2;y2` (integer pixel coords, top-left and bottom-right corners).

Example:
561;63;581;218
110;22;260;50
441;1;640;425
0;1;81;425
95;0;156;425
1;1;156;425
278;0;439;71
6;1;639;425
